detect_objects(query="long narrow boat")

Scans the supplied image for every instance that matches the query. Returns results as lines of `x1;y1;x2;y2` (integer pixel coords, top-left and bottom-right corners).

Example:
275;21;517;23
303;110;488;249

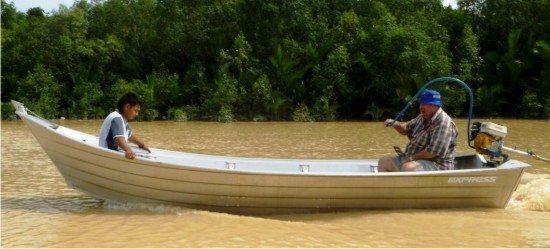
12;100;529;215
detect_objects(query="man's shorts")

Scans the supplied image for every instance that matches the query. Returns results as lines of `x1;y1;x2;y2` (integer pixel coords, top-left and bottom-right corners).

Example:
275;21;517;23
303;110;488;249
391;156;441;171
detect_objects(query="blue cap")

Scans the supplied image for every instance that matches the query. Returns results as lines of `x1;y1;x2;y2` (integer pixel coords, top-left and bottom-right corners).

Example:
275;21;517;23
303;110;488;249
419;90;442;106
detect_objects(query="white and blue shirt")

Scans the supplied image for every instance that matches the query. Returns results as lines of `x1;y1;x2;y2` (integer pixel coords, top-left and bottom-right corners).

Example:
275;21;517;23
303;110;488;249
99;110;132;150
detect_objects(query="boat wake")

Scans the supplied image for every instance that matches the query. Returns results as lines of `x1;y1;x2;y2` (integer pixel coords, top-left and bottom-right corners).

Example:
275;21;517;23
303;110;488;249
508;173;550;212
102;201;199;216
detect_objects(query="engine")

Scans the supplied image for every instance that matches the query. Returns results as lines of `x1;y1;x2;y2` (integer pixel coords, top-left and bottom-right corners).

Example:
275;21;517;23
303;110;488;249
470;122;509;165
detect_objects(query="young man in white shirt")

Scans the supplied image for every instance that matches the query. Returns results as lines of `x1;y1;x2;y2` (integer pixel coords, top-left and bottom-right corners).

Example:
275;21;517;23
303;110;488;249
99;92;150;159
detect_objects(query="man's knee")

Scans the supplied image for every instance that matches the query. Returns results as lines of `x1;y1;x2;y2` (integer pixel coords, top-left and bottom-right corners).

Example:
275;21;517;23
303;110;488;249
378;156;398;172
401;161;418;171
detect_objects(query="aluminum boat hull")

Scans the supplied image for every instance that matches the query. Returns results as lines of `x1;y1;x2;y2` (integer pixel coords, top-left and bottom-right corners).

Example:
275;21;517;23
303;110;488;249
13;101;529;215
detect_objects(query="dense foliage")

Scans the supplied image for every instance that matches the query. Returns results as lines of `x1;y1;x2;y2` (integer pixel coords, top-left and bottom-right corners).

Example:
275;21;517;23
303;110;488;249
2;0;550;121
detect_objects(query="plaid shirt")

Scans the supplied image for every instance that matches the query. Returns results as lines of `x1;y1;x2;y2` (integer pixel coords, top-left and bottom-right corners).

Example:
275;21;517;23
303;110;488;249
405;108;458;170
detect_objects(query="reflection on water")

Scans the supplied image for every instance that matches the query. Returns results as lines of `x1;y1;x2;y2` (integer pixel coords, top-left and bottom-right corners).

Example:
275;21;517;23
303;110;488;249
2;119;550;247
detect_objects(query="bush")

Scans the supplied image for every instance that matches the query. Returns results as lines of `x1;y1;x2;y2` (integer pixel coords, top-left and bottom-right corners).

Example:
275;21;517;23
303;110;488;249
252;115;267;122
142;109;159;121
519;91;542;118
70;81;104;120
168;108;187;121
292;103;314;122
182;105;201;120
217;106;234;123
544;96;550;119
313;96;337;121
364;102;389;121
1;102;17;120
202;69;238;119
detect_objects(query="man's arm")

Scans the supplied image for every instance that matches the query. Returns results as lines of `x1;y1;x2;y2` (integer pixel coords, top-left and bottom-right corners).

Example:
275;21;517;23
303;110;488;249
384;119;408;135
115;136;137;159
129;134;151;153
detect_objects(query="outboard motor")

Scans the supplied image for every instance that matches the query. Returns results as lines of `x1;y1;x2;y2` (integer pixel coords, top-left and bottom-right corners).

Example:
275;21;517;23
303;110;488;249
470;122;509;166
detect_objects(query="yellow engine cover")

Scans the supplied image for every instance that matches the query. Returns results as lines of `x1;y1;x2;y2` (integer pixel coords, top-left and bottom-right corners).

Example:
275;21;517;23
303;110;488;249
474;133;493;154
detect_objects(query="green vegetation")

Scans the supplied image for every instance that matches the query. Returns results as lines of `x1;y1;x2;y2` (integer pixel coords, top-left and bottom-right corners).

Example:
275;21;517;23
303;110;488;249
2;0;550;120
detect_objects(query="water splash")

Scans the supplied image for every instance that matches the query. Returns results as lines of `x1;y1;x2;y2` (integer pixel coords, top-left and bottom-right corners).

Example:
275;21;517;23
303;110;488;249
508;173;550;212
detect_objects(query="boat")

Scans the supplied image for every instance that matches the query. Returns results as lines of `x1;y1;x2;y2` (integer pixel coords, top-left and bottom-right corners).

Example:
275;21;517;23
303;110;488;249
11;99;529;215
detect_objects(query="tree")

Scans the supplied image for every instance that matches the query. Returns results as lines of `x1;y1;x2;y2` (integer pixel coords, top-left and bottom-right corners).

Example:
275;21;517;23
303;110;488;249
146;70;180;117
269;41;308;109
249;75;273;119
454;24;483;82
16;65;61;118
377;24;451;100
1;0;19;29
461;0;550;116
70;81;104;119
202;66;239;121
2;0;549;120
311;46;351;120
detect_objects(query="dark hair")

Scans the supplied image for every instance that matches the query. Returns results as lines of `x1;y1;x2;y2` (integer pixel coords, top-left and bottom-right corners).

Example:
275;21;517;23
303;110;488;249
116;92;143;111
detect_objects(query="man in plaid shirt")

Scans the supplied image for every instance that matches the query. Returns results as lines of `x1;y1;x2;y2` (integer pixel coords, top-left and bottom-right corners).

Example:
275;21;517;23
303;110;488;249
378;90;458;172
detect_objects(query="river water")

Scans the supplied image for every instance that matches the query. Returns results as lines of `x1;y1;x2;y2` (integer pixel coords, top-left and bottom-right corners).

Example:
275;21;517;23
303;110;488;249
2;119;549;247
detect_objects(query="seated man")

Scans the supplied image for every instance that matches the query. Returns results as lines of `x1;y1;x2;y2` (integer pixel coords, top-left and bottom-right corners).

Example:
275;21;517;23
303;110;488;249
378;90;458;172
99;92;150;160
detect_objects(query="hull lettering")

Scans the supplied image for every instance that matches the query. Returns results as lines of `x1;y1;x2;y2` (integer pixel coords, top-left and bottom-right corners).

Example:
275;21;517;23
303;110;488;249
448;176;497;184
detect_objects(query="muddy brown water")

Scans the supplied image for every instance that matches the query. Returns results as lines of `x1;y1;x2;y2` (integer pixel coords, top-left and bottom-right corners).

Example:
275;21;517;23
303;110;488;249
2;119;549;247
